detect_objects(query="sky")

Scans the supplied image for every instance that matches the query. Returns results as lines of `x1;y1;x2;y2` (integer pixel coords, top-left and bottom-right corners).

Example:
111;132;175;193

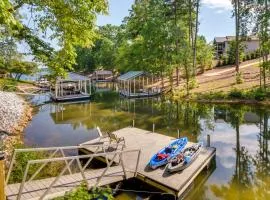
97;0;235;42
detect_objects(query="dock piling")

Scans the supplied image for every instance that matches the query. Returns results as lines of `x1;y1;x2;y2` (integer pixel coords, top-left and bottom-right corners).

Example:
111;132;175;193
132;120;135;127
152;124;155;133
177;129;180;138
207;134;211;147
0;151;5;200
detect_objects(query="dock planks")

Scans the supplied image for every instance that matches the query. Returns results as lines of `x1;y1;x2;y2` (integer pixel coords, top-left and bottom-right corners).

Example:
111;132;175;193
81;127;216;197
6;166;134;200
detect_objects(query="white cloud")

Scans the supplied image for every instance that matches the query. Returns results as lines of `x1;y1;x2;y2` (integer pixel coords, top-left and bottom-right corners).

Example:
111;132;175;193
202;0;232;10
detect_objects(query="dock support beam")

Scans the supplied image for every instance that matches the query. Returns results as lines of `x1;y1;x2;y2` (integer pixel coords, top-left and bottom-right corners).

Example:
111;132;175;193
207;134;210;147
0;151;5;200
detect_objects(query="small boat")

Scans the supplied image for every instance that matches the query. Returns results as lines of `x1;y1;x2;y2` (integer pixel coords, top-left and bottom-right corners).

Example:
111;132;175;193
148;137;188;169
166;143;202;173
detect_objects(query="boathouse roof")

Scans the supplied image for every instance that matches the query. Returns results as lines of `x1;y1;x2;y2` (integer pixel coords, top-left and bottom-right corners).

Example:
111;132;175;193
117;71;145;81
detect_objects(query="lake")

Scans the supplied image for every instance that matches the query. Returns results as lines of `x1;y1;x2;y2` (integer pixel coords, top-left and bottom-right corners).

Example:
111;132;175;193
23;92;270;199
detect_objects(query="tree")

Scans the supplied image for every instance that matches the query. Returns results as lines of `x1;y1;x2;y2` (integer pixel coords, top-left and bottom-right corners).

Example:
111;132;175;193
74;24;123;72
196;36;214;72
232;0;241;73
253;0;270;90
9;59;38;80
226;40;246;65
192;0;200;77
0;0;108;76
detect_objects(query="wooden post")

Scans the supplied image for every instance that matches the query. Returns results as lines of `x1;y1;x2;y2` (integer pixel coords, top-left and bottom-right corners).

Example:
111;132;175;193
0;151;5;200
89;80;92;95
152;123;155;133
207;134;210;147
134;77;135;94
132;119;135;127
177;129;180;138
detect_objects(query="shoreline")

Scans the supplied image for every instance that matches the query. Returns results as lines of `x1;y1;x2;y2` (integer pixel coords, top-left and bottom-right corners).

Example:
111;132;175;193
183;98;270;106
0;91;33;160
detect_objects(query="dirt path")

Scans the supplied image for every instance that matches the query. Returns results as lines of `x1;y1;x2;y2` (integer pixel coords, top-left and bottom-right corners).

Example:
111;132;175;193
203;59;261;77
171;58;264;94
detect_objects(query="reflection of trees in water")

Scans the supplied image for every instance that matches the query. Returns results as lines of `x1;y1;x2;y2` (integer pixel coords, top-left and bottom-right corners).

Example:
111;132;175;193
210;107;270;200
151;98;214;139
253;111;270;200
50;93;215;141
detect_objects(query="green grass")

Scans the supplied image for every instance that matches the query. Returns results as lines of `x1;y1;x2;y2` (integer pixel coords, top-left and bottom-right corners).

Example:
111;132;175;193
195;87;269;102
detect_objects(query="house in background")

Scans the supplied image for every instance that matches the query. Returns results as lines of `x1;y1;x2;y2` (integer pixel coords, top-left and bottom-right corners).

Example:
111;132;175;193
214;36;260;58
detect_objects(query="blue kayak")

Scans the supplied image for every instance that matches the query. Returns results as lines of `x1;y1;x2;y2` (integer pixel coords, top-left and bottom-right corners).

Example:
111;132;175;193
148;137;188;169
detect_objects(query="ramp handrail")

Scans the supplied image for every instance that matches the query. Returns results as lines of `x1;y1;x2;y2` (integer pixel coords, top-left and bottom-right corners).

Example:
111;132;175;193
6;143;125;185
15;148;141;200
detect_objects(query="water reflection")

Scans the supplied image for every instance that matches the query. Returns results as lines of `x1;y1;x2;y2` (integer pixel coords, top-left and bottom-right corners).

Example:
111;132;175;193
23;93;270;199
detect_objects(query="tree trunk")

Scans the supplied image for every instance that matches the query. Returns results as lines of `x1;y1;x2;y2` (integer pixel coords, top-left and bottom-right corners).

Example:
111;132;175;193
174;1;180;86
235;117;240;180
188;0;193;48
234;0;240;73
192;0;200;77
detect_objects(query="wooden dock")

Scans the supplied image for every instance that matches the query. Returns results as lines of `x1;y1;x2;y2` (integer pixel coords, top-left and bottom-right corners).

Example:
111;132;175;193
81;127;216;198
6;166;133;200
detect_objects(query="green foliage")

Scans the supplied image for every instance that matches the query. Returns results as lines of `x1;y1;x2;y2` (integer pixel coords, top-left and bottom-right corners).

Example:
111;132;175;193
196;36;214;72
253;88;266;101
54;183;90;200
89;187;114;200
0;0;108;76
229;88;245;99
236;72;244;84
0;78;17;91
197;91;227;100
226;40;246;65
74;25;123;72
8;144;64;184
197;87;269;102
54;184;114;200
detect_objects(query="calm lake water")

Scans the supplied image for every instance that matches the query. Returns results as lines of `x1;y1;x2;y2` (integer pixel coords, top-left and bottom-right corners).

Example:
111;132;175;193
24;92;270;200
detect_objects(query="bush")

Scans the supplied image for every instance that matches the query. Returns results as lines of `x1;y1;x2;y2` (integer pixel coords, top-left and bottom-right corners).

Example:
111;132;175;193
236;72;244;84
254;88;266;101
229;88;245;99
54;184;114;200
197;91;227;100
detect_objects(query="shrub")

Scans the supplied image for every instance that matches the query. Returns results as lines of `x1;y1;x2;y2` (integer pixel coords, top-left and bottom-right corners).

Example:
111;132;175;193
254;88;266;101
229;88;245;99
54;184;114;200
236;72;244;84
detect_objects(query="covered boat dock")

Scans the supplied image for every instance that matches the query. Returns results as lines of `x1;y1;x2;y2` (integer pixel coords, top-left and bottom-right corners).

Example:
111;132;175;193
117;71;162;98
51;72;92;102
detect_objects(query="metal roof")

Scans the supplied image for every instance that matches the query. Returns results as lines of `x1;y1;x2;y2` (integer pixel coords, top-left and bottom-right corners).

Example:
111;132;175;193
66;72;89;81
117;71;145;81
94;70;113;75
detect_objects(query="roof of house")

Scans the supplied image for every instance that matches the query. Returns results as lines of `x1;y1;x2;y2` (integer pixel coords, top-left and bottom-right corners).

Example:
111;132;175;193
117;71;146;81
94;70;113;75
214;36;259;43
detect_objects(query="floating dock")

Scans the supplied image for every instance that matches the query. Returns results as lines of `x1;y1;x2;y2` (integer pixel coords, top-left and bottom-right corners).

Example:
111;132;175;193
80;127;216;198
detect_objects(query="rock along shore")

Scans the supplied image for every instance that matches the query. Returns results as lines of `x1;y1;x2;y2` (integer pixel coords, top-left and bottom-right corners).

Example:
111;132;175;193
0;91;32;159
